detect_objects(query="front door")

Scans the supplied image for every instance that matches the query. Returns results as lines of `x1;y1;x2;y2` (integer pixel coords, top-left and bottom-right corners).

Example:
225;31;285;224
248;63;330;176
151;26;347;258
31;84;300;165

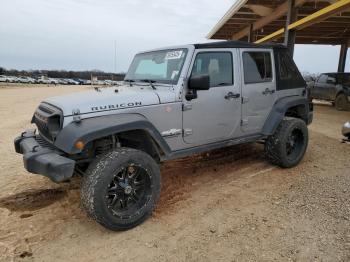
313;74;329;100
182;50;241;145
240;49;276;134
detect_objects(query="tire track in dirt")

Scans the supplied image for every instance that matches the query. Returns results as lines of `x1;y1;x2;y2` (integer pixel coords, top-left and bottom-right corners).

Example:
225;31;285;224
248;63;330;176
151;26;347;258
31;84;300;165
155;143;269;216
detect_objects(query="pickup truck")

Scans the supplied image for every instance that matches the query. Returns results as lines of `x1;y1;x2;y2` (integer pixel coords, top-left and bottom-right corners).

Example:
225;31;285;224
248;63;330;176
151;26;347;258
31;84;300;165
308;72;350;110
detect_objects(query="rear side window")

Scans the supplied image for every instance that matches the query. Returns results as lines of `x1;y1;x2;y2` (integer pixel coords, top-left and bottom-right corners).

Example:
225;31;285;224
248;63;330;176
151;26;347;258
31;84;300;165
191;52;233;87
343;75;350;85
243;51;272;84
278;52;300;80
274;49;306;90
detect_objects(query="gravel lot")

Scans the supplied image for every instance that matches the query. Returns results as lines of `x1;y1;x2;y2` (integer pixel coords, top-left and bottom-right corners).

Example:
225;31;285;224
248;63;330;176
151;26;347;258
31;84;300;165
0;85;349;262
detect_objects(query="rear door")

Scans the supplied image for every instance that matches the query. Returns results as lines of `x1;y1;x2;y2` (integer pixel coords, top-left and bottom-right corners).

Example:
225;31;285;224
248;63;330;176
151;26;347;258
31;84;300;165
240;49;276;134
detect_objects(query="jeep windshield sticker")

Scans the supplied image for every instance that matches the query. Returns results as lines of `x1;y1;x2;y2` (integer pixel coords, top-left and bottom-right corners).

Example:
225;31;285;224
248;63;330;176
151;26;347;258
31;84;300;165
91;101;142;112
165;50;183;60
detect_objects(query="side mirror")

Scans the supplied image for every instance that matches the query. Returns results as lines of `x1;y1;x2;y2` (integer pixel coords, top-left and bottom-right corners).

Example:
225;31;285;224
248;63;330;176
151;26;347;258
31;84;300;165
188;74;210;90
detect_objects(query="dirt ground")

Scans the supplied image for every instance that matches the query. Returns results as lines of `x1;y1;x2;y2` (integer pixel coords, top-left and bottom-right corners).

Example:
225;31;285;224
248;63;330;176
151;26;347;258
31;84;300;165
0;85;350;262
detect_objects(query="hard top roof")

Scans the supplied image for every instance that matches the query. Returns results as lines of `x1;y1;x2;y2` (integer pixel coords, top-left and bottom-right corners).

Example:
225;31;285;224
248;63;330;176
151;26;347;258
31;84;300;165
194;40;286;49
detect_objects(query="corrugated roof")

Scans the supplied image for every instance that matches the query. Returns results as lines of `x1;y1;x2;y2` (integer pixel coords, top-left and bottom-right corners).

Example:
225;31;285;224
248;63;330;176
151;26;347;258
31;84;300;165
207;0;350;45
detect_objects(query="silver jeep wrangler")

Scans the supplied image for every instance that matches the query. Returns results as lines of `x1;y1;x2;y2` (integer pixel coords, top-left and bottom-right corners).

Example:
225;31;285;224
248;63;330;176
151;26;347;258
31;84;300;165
15;41;313;230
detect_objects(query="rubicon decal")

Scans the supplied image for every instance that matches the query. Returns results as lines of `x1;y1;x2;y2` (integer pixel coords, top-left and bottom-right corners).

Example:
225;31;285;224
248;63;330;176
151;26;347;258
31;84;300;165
91;102;142;111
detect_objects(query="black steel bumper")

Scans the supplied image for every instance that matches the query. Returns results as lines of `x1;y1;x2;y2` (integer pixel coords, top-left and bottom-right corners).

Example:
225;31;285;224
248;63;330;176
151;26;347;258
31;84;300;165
14;130;75;183
307;102;314;125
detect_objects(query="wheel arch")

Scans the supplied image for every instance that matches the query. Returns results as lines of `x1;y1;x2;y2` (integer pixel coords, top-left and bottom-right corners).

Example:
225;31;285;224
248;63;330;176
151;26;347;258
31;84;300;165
262;96;312;136
335;90;344;99
54;113;172;158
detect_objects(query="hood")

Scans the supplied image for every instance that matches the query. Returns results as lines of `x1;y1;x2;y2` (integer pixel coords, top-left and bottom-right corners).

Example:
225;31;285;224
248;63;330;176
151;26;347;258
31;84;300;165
44;85;176;116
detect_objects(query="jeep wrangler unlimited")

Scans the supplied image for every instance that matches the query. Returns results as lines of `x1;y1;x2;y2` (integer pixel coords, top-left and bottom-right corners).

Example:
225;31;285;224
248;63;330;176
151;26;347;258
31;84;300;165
15;41;313;231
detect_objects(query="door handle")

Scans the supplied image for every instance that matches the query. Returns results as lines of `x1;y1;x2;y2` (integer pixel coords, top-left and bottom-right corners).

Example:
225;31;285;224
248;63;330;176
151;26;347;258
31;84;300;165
262;88;275;95
225;92;240;100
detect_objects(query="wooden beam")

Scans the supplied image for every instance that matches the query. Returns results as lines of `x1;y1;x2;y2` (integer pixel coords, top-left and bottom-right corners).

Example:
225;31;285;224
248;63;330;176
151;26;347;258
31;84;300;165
232;0;307;40
255;0;350;43
248;24;254;42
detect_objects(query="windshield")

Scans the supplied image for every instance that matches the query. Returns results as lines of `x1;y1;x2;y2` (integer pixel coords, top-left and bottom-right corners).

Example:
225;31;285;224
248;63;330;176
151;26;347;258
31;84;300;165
125;48;188;85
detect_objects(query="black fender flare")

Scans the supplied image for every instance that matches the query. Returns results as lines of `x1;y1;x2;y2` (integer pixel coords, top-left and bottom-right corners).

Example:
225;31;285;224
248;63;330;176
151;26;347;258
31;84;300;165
54;113;172;155
262;96;312;136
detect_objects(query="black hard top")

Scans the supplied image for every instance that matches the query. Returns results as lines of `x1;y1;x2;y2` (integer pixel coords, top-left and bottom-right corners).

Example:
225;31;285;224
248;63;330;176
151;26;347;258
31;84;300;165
322;72;350;75
194;40;286;49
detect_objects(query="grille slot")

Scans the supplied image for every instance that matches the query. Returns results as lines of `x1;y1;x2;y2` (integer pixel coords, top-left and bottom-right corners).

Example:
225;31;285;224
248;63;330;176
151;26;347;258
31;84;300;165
35;135;57;150
33;116;53;141
32;103;63;142
39;104;54;114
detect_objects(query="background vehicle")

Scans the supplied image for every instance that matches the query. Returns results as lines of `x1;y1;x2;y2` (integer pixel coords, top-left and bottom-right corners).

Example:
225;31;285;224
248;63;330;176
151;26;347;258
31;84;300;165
14;41;313;231
4;76;18;83
49;78;59;85
64;78;79;85
73;78;85;85
342;121;350;142
308;72;350;110
17;76;36;84
0;75;8;82
57;79;69;85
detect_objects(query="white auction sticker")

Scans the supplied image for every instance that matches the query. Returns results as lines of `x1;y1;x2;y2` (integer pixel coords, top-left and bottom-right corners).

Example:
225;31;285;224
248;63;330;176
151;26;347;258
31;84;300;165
165;50;183;60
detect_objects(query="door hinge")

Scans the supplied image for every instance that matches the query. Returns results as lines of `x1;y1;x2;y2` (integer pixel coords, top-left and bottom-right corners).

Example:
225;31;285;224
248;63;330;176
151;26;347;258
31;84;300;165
241;119;248;126
183;129;193;136
241;97;249;104
182;103;192;111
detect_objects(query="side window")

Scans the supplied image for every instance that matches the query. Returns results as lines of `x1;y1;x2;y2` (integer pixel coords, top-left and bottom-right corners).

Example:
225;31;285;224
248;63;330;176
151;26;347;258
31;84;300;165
191;52;233;87
278;52;299;80
243;51;272;84
342;75;350;85
317;74;328;84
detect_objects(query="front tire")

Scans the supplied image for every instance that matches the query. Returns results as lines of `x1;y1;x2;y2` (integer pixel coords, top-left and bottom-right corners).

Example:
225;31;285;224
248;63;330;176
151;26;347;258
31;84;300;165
335;93;349;111
265;117;308;168
81;148;161;231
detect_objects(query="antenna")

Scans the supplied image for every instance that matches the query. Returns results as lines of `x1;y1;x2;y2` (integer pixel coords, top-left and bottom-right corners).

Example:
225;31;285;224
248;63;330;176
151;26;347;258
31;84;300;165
114;40;117;74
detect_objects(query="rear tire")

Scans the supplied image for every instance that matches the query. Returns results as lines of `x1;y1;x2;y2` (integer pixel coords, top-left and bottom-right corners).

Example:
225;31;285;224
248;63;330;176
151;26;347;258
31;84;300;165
81;148;161;231
265;117;308;168
335;93;349;111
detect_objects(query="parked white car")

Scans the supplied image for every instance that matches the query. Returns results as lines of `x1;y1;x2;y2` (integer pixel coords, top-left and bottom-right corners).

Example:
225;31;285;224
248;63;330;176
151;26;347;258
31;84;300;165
0;75;8;82
48;78;59;85
17;76;36;84
4;76;18;83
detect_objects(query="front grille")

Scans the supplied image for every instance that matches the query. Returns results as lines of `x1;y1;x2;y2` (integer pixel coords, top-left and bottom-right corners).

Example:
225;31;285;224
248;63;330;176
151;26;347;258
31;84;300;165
32;103;63;142
35;135;57;151
38;104;55;114
33;117;53;141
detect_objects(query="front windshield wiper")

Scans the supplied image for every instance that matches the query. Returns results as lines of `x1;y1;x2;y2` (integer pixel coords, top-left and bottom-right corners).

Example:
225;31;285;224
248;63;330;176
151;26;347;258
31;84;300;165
124;79;135;87
140;79;157;90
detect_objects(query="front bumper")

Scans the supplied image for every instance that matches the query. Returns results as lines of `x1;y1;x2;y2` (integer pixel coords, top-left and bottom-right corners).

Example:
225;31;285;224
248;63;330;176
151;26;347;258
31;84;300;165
14;130;75;183
307;102;314;125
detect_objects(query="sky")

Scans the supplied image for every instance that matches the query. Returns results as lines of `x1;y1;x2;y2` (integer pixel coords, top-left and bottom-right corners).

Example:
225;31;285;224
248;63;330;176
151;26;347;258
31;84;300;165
0;0;349;74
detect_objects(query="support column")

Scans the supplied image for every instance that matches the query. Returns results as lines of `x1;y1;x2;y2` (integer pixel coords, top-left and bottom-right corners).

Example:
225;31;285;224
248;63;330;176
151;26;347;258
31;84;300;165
248;24;254;43
284;0;297;56
338;41;348;73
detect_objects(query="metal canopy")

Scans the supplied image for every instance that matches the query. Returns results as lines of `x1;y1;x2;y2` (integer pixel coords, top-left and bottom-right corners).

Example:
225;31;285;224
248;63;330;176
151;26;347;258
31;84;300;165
207;0;350;46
